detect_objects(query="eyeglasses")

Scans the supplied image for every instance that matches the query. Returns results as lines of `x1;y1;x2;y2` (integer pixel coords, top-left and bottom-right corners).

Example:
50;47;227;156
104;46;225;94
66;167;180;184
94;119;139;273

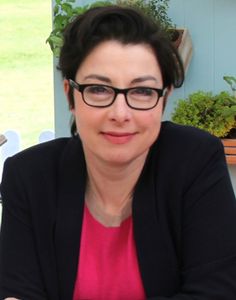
69;79;166;110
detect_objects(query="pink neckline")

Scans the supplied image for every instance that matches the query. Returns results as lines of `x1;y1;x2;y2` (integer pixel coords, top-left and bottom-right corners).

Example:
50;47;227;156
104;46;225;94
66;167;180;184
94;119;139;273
85;204;132;230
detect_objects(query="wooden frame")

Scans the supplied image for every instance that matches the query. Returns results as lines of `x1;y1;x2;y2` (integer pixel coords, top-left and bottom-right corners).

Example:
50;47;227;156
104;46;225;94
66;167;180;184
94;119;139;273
175;28;193;74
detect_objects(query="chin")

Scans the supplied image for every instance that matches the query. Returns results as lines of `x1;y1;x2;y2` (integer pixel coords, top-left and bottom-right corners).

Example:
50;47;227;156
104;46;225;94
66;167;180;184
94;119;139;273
104;155;132;166
101;149;148;166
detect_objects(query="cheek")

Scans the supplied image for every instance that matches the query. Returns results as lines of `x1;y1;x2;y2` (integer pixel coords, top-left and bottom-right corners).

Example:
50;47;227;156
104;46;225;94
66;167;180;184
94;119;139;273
71;95;87;123
72;101;102;136
142;109;162;131
139;109;163;145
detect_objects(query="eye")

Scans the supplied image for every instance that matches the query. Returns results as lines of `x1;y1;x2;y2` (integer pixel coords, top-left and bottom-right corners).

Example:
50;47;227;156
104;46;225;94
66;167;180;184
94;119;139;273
130;87;154;97
86;85;112;95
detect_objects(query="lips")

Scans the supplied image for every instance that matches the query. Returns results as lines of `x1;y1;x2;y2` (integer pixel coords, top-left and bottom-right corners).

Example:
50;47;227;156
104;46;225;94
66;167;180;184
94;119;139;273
101;131;137;144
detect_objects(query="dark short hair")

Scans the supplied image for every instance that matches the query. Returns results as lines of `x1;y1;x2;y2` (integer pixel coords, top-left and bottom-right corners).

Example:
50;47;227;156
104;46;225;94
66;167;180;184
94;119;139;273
58;5;184;136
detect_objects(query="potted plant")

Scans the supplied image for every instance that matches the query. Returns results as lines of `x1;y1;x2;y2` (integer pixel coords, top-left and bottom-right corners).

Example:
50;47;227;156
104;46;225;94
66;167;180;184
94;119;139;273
171;79;236;164
46;0;193;72
221;76;236;164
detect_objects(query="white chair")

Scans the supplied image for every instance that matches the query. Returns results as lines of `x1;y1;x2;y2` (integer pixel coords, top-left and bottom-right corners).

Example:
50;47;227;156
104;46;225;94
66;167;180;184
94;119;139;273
1;130;20;161
38;130;55;143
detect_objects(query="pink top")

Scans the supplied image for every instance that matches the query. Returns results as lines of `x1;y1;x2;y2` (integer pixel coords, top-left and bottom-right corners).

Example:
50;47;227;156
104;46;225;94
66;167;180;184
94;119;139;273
73;205;146;300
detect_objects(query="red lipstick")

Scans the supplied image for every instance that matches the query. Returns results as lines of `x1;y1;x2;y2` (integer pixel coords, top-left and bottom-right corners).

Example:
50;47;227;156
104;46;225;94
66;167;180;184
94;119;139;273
101;131;136;144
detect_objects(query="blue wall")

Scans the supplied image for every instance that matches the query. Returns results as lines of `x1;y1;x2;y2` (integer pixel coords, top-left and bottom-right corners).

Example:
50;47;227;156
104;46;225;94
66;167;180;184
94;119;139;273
165;0;236;116
53;0;236;191
165;0;236;192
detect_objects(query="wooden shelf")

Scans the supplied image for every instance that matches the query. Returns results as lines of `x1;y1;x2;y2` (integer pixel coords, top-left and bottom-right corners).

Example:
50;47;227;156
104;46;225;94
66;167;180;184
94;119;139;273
226;155;236;165
222;139;236;165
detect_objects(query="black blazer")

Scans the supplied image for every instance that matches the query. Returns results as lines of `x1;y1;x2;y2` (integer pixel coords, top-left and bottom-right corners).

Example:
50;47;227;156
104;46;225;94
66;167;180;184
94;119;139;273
1;122;236;300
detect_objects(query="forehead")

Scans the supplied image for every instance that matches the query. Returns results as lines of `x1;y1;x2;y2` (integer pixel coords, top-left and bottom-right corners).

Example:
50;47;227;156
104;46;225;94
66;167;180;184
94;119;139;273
76;40;163;84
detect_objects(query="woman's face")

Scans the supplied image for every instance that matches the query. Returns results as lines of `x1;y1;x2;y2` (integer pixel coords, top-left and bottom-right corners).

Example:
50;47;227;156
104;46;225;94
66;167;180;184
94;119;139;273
64;40;166;167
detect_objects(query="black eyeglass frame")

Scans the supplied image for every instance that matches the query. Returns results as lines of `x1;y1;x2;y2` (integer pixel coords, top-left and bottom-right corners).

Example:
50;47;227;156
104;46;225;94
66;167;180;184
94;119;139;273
69;79;166;110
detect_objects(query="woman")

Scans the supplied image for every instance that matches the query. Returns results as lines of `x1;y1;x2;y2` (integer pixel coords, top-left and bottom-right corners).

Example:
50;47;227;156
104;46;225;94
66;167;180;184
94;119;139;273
1;5;236;300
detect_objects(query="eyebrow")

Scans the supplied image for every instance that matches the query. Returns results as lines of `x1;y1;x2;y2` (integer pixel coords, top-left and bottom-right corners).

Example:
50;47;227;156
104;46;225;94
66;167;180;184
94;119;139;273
83;74;111;83
131;76;158;84
83;74;158;84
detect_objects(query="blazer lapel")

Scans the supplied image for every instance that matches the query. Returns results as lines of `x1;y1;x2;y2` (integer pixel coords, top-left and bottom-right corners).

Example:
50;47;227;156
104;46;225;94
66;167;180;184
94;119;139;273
54;137;87;300
133;140;179;297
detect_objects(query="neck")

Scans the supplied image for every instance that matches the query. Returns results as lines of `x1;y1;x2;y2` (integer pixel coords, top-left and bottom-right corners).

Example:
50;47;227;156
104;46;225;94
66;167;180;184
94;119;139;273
84;152;147;226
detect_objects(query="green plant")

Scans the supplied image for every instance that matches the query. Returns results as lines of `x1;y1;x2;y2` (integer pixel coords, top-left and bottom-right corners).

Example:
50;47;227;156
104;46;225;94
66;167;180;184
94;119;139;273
116;0;175;32
172;91;236;138
46;0;112;57
223;76;236;96
46;0;175;57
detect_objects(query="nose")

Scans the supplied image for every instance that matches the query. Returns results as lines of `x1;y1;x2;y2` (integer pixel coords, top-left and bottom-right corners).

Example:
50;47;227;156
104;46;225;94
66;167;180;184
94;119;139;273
108;93;131;123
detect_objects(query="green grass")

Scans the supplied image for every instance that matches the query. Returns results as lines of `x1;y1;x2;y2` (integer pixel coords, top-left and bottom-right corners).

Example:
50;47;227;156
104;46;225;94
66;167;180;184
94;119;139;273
0;0;54;149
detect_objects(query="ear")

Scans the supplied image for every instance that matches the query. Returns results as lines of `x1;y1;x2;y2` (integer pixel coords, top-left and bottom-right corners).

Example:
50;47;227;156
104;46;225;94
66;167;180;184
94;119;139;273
164;85;174;98
63;79;70;94
162;85;174;112
63;79;75;113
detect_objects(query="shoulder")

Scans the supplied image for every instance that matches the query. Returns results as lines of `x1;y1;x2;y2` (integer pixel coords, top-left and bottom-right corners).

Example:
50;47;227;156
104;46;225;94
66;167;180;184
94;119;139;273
156;121;224;160
1;137;85;211
4;138;69;168
160;121;221;145
2;137;83;181
149;121;227;187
